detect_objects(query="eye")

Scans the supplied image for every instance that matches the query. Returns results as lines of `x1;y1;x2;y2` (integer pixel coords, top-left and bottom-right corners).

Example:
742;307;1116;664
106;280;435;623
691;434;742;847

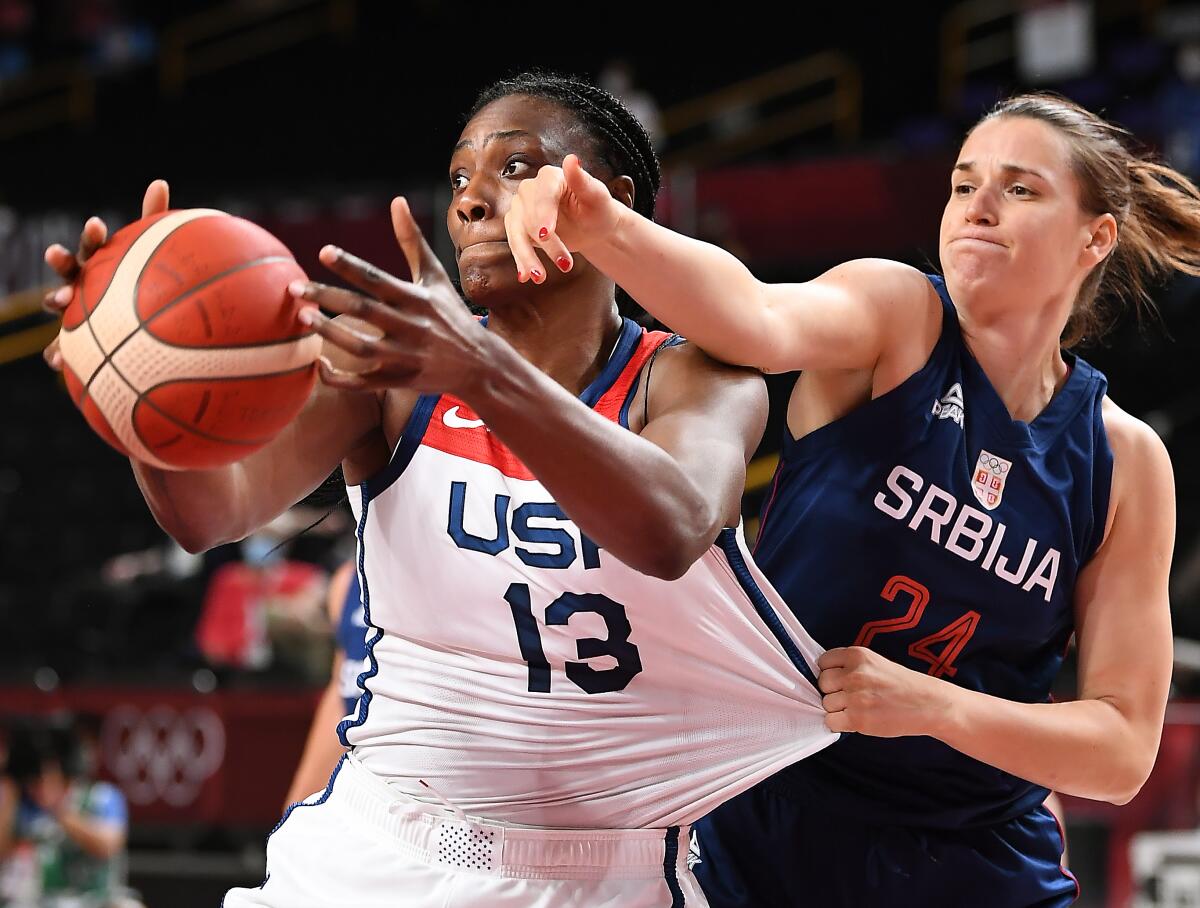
450;171;468;192
953;183;974;196
502;157;533;178
1008;183;1035;197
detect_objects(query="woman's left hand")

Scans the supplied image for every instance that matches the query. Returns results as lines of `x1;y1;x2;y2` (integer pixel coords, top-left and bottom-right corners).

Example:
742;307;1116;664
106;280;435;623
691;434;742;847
817;646;952;738
291;197;492;397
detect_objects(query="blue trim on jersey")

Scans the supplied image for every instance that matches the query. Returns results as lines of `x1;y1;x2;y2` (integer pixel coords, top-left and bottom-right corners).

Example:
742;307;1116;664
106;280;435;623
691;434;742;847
664;825;685;906
717;528;819;689
580;317;643;408
337;495;381;748
361;393;438;502
339;392;437;744
259;755;347;890
618;334;685;429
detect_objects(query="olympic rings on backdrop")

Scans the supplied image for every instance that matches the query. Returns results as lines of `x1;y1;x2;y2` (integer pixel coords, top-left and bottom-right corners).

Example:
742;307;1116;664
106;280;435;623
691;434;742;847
101;705;225;807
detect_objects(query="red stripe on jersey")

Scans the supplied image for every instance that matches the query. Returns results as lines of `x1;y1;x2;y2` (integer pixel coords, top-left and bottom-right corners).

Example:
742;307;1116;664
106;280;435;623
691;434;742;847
421;329;675;481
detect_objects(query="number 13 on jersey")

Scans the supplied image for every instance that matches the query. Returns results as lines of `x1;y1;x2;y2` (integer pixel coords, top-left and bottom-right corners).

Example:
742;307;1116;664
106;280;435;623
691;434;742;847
504;583;644;694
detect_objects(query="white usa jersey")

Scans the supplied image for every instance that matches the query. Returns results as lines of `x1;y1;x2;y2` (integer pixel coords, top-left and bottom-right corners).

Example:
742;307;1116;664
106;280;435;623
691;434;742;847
340;319;835;829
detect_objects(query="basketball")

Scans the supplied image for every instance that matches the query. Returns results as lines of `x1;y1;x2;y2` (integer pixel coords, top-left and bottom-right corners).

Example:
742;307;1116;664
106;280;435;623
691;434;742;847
56;209;321;471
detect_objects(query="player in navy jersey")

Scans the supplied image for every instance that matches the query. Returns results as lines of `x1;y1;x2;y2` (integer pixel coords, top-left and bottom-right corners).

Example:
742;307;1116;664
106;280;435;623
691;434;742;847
40;74;838;907
506;93;1200;905
283;561;366;810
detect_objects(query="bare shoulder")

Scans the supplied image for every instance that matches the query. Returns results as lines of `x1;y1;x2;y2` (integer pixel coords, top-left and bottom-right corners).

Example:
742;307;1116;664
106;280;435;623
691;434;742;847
1101;396;1172;477
819;258;942;318
629;339;766;435
1099;395;1175;541
646;339;766;406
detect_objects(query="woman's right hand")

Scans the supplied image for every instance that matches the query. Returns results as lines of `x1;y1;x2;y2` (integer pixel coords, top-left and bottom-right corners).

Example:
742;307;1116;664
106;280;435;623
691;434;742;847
41;179;170;371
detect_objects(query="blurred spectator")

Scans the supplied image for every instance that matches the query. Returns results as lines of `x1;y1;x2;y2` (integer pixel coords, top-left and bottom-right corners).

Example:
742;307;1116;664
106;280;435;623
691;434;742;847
194;515;330;678
1016;0;1095;83
599;59;663;146
1157;42;1200;178
0;0;29;81
0;717;142;908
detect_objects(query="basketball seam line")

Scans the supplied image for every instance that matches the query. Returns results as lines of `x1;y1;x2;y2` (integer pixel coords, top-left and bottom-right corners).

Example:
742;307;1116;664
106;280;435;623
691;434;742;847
128;361;317;451
82;253;302;395
78;212;203;402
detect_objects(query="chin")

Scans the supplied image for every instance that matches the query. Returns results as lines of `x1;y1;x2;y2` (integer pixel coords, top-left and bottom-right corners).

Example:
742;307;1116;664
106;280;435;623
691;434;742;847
458;266;521;307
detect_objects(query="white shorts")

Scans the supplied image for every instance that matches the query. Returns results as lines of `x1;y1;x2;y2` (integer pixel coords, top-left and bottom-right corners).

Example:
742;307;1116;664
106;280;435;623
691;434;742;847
223;754;707;907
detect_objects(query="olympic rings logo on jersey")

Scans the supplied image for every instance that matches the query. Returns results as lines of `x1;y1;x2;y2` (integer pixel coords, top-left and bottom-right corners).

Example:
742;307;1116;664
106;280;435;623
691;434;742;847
101;705;225;807
978;455;1010;475
972;449;1012;511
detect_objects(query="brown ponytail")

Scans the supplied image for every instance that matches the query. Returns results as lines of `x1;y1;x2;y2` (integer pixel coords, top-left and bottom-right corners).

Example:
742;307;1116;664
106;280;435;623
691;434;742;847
977;93;1200;347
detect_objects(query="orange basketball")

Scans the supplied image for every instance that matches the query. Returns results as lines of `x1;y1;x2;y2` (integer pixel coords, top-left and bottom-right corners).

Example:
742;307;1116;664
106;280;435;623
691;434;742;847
57;209;321;470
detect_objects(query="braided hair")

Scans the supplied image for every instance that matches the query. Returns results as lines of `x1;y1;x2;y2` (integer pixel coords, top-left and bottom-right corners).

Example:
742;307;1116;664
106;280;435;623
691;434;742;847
468;71;662;317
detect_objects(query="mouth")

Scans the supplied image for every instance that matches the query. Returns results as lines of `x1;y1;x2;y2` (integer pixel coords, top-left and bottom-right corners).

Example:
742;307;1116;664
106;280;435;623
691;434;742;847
951;235;1007;248
456;239;511;259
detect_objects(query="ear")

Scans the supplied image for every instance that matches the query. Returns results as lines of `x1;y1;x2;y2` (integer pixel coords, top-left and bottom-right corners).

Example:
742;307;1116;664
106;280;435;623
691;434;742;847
607;174;636;211
1082;212;1118;267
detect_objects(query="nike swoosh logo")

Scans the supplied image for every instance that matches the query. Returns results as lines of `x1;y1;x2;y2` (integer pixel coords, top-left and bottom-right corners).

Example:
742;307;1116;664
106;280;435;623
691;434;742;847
442;406;486;430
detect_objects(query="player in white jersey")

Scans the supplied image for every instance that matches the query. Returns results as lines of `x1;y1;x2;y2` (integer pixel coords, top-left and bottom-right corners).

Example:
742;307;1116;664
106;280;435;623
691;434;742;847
41;74;834;906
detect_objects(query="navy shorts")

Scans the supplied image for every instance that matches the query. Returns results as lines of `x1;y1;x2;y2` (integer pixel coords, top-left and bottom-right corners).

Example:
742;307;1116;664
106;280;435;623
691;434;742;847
693;782;1078;907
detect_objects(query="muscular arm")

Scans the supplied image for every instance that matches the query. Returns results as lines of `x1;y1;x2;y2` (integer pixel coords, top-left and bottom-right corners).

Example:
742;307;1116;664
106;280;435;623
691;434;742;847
822;405;1175;804
506;159;939;374
132;374;380;552
590;229;933;374
464;340;767;580
934;413;1173;803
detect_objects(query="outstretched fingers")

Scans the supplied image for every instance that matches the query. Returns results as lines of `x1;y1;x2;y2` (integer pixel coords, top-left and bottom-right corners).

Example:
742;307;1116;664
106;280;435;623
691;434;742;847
296;302;408;362
506;164;572;283
291;279;411;337
390;197;452;290
141;179;170;219
317;244;432;312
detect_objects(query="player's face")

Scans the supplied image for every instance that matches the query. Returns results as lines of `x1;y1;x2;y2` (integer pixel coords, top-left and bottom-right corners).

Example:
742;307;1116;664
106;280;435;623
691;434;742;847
448;95;594;304
939;116;1101;314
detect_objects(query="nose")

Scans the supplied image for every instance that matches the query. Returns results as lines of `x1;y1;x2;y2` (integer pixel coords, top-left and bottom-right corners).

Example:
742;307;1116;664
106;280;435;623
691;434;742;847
455;175;494;225
964;184;998;226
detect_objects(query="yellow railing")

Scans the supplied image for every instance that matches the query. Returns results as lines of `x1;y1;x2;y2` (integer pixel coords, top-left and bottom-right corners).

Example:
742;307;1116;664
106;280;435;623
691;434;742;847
0;0;355;139
0;62;94;140
939;0;1015;111
0;287;58;366
660;51;862;169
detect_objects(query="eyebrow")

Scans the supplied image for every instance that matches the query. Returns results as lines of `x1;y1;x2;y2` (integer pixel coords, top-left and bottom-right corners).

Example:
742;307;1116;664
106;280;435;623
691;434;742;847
453;129;534;153
954;161;1047;180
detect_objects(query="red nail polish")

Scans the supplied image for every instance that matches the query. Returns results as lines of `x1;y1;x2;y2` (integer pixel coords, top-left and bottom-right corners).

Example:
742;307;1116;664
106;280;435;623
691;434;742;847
517;270;525;282
556;256;570;271
530;269;543;283
538;227;549;240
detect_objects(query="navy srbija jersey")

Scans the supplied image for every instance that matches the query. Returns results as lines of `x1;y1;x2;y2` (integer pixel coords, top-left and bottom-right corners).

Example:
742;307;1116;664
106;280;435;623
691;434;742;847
754;275;1114;828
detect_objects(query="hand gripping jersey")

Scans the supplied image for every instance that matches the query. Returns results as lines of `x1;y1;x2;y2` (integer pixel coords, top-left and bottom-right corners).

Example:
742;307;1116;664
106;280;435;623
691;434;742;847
753;275;1114;829
339;318;835;829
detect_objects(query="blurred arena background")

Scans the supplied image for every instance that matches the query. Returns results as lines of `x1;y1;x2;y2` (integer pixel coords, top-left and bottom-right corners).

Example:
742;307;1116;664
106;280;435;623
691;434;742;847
2;1;1200;905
